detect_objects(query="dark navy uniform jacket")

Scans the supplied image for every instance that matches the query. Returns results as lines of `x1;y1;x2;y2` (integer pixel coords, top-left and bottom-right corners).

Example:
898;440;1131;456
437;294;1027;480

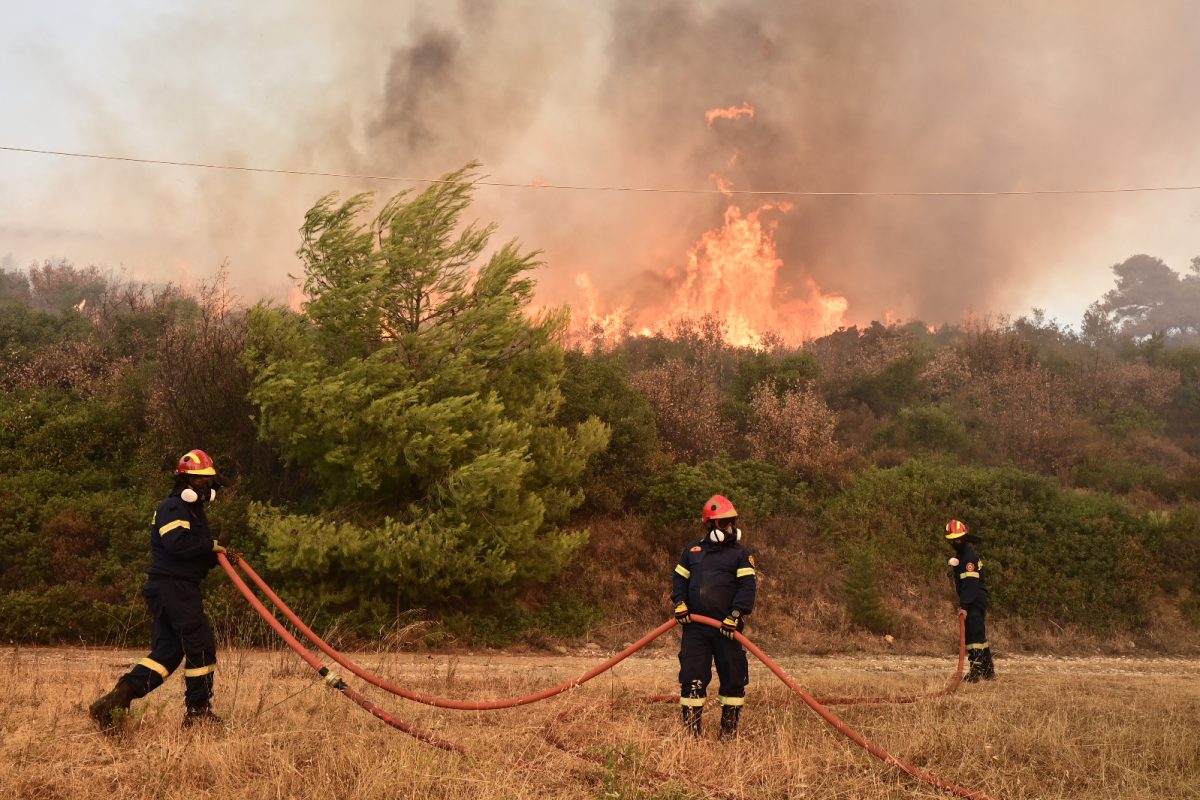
672;538;757;619
149;491;218;583
952;542;988;609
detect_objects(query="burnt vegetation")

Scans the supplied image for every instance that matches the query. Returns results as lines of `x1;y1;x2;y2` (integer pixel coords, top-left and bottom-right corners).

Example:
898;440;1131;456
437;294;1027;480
1;252;1198;650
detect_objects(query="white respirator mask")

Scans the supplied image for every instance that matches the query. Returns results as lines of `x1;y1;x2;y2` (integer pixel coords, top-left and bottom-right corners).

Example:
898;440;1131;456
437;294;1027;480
181;487;216;503
708;525;742;544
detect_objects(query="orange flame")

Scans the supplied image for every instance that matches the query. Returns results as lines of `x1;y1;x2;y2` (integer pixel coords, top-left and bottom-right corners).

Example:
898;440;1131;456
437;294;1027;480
670;203;847;347
709;173;735;196
568;99;846;350
571;202;848;350
705;102;755;126
572;273;630;350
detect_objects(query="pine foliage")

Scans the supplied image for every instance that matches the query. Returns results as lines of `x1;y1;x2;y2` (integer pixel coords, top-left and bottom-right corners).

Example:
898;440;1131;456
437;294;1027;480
242;164;609;608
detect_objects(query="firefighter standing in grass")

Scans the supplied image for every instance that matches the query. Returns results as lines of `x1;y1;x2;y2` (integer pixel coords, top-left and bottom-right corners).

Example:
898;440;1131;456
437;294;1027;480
945;519;996;682
672;494;757;739
90;449;230;731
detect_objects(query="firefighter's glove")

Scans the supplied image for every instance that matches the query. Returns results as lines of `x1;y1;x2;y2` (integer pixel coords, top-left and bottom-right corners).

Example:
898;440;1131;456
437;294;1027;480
721;612;743;640
674;602;691;625
212;543;227;554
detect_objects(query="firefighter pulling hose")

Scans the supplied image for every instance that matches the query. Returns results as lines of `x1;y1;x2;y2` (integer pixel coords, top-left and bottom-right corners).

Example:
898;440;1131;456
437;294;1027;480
90;449;227;731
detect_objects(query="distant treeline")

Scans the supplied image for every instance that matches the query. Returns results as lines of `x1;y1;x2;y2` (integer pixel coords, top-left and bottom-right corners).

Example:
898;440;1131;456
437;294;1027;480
1;168;1198;646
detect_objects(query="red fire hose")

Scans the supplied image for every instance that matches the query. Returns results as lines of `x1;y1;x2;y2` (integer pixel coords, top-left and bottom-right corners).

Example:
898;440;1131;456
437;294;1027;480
231;556;675;710
645;607;966;706
218;554;990;800
219;555;462;752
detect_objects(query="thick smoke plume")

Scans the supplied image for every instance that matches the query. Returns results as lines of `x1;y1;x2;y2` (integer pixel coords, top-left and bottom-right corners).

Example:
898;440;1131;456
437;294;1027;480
5;0;1200;330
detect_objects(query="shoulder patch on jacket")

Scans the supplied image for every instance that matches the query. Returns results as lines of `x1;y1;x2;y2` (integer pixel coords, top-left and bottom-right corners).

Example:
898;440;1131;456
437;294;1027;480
966;562;975;572
690;545;702;552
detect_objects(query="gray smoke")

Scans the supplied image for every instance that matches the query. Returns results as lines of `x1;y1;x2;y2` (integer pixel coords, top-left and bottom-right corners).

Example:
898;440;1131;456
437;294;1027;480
5;0;1200;327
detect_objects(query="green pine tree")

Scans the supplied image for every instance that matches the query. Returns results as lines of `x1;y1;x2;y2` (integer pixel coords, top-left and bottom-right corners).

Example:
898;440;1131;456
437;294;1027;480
242;163;609;611
842;545;895;635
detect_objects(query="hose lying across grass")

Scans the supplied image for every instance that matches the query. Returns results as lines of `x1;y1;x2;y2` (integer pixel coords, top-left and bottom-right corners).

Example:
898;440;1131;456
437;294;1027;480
218;553;990;800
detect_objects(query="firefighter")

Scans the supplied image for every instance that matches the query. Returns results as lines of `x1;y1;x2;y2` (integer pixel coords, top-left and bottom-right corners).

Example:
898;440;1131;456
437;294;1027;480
89;449;230;731
944;519;995;682
672;494;757;739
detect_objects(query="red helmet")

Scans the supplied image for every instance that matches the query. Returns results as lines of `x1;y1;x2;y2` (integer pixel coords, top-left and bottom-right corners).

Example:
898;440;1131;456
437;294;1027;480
174;449;217;477
944;519;968;540
703;495;738;521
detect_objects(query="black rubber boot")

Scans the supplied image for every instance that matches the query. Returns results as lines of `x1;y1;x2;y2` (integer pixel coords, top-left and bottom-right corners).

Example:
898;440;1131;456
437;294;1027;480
979;648;997;680
963;650;983;683
681;705;703;738
719;705;741;740
182;706;225;729
89;680;139;733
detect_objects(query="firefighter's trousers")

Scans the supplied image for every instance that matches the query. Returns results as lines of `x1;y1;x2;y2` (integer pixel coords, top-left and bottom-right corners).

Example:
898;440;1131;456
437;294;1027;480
678;623;749;705
964;601;995;679
119;578;218;710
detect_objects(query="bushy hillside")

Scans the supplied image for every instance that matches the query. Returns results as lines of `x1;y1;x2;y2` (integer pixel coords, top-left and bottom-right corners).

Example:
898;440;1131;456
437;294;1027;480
2;182;1198;652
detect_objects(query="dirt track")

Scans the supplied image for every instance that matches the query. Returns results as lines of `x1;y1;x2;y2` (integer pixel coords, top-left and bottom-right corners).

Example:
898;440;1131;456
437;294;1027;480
9;644;1198;685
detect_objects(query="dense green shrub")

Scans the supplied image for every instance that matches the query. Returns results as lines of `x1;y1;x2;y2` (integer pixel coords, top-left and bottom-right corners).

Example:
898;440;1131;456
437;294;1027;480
640;456;806;528
821;458;1150;630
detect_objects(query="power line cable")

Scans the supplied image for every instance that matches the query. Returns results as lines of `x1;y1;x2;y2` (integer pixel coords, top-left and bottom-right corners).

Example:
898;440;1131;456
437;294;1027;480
4;143;1200;197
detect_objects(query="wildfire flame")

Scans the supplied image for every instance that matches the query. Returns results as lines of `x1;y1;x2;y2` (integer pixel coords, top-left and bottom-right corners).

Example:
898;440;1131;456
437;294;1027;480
572;202;848;350
567;98;848;351
709;173;734;196
671;203;847;347
705;102;755;126
574;274;630;348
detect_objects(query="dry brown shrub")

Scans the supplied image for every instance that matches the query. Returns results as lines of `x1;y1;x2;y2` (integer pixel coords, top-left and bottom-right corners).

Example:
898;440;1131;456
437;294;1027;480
630;356;734;464
919;348;973;401
1122;431;1198;474
3;339;130;395
970;362;1087;472
45;510;105;584
746;385;847;480
1074;359;1182;412
805;324;915;386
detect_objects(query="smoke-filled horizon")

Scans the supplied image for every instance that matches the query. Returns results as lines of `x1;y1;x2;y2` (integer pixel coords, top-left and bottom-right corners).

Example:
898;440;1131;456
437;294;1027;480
3;0;1200;334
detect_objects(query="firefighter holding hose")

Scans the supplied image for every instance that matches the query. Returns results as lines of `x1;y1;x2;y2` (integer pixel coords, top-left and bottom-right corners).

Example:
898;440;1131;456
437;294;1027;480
944;518;996;682
90;449;231;731
672;494;757;739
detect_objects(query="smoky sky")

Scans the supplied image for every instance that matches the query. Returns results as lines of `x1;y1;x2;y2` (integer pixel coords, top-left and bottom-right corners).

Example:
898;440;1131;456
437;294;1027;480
5;0;1200;327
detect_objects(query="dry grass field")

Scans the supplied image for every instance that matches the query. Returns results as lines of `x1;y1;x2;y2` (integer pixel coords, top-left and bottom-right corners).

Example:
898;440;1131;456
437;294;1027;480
2;642;1197;800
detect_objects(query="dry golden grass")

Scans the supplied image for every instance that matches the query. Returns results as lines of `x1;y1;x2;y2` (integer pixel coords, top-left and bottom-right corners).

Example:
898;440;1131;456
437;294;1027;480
2;644;1197;800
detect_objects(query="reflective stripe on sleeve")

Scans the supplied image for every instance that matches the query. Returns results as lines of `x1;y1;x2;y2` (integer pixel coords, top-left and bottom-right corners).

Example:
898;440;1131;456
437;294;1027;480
679;696;705;707
675;564;691;579
183;664;216;678
736;567;755;578
958;571;980;579
158;519;191;535
718;695;745;707
137;657;170;678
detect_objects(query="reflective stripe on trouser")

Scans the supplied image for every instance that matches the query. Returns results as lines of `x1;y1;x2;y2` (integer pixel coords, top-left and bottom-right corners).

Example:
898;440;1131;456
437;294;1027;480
121;578;217;709
678;623;748;701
